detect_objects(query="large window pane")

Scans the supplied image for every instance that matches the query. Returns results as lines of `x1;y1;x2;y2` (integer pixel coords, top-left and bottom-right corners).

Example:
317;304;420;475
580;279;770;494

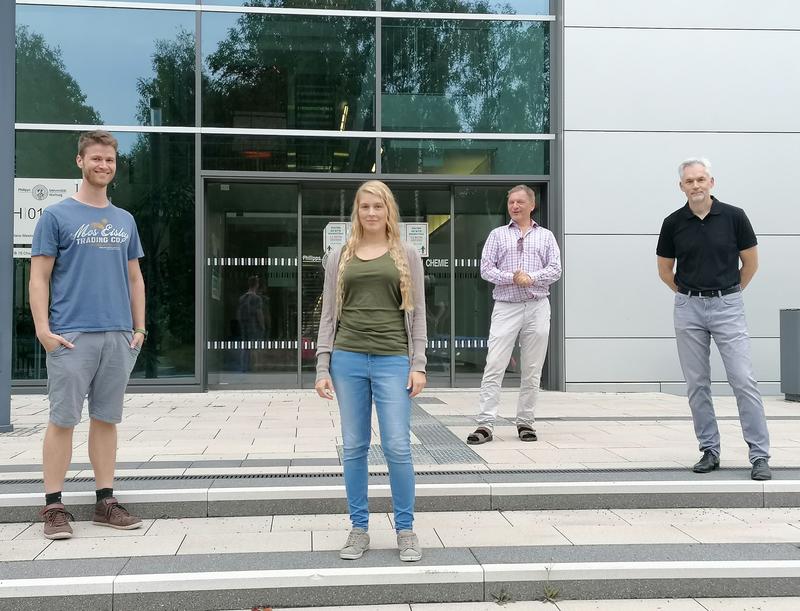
382;19;549;133
383;0;549;13
206;183;298;387
206;1;374;7
453;184;547;385
16;7;195;126
394;187;451;385
203;13;375;130
382;139;548;175
300;186;358;387
14;131;196;381
203;135;376;173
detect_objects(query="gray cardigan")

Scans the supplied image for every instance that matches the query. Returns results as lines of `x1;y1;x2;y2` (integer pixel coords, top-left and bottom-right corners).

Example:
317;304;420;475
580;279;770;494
315;243;427;382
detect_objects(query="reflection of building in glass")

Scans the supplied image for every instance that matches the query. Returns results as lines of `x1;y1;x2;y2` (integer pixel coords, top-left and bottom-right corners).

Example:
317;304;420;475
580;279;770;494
15;1;784;394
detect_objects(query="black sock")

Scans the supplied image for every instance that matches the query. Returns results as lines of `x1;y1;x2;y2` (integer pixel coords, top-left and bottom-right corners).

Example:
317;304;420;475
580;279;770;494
45;491;62;506
96;488;114;502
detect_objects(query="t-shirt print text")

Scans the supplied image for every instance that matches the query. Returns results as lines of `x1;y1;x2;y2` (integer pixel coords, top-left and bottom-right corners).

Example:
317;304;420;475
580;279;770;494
73;220;131;250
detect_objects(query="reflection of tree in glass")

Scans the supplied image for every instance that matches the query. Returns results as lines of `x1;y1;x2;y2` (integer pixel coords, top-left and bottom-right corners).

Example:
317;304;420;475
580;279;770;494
385;0;520;13
203;4;375;131
16;25;102;125
119;31;197;377
15;26;102;177
382;8;549;133
135;29;196;127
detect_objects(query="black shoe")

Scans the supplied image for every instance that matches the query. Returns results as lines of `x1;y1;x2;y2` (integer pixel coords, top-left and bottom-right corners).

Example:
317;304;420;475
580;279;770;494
692;450;720;473
751;458;772;481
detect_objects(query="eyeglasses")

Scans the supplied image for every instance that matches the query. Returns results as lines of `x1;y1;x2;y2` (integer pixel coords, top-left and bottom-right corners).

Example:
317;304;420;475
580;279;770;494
517;237;524;253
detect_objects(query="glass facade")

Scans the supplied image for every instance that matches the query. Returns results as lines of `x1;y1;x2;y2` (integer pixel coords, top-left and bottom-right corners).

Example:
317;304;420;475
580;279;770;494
13;0;555;389
382;19;549;133
14;130;196;381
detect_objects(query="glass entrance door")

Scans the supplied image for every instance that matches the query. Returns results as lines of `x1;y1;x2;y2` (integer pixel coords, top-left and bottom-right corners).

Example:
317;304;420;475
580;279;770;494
453;185;549;387
206;182;298;387
205;180;552;389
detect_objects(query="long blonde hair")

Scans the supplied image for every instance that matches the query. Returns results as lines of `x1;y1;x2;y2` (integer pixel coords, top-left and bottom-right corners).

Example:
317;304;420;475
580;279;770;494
335;180;414;315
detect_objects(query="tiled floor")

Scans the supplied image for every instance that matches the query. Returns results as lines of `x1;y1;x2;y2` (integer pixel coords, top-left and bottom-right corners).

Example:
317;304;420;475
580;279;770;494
5;507;800;560
4;390;797;472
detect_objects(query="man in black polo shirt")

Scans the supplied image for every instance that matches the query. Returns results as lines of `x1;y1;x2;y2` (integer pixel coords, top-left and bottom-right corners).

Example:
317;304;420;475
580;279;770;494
656;158;771;481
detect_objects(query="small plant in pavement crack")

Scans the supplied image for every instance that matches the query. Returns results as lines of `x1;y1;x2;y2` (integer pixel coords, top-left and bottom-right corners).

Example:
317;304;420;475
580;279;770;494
491;587;514;605
542;562;560;603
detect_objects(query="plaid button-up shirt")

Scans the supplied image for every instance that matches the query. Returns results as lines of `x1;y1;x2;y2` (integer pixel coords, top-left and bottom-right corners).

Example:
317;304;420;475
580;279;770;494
480;220;562;302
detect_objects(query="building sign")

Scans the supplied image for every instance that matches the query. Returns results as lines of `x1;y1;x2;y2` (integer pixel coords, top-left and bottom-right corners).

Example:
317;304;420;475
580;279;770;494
14;178;80;257
322;221;430;257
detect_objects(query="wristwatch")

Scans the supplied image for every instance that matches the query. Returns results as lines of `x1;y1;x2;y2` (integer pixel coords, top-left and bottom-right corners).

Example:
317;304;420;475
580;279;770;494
134;328;148;339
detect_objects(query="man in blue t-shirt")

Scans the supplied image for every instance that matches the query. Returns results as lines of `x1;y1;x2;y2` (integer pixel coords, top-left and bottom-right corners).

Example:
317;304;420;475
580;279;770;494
30;131;147;540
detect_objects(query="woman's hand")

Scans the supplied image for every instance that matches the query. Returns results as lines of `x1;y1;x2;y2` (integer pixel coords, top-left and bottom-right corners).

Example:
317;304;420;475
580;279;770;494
406;371;427;398
315;378;335;400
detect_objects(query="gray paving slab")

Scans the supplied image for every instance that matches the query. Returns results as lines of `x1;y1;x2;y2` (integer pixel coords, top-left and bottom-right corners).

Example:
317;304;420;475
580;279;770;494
189;460;243;468
138;461;193;469
113;583;482;611
0;557;130;579
471;543;800;563
766;491;800;507
209;498;351;517
488;578;800;603
491;492;765;511
0;595;112;611
291;458;341;466
241;459;292;467
120;547;477;573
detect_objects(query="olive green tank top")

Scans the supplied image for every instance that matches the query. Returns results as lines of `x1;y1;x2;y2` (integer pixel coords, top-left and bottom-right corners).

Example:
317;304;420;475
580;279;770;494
334;251;408;355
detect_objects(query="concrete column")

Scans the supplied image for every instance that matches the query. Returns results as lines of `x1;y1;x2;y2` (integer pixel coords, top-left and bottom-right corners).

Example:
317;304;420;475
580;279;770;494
0;1;15;432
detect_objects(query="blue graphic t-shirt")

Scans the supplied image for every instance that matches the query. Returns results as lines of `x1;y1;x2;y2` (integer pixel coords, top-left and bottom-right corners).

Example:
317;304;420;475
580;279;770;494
31;197;144;334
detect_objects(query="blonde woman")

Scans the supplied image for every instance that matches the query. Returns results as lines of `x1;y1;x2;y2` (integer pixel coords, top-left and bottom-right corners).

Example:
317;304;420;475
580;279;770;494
315;180;427;562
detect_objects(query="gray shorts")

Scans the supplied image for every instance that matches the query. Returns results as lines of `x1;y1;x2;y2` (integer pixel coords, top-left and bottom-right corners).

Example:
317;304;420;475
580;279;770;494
46;331;140;427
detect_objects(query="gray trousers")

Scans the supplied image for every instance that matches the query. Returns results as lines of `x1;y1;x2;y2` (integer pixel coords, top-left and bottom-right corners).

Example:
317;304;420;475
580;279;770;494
673;291;770;463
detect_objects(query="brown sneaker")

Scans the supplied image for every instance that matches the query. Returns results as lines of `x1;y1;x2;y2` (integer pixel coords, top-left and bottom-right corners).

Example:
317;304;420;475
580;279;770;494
40;503;74;540
93;497;142;530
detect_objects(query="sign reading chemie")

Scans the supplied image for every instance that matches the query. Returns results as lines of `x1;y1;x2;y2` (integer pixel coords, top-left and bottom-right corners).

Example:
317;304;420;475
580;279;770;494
13;178;80;257
323;222;430;257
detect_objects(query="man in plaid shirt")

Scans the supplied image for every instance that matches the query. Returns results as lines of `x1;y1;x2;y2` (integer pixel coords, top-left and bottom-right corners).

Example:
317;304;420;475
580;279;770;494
467;185;562;445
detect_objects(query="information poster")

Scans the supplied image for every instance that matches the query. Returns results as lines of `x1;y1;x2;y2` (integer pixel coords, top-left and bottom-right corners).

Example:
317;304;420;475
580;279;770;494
14;178;80;257
403;223;429;257
323;222;349;254
322;221;429;257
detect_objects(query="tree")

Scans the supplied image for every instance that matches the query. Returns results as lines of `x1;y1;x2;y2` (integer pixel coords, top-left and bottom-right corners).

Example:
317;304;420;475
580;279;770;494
15;26;102;178
121;30;197;378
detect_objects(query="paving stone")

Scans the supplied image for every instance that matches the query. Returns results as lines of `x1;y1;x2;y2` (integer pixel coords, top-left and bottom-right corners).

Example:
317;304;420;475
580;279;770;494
177;531;311;554
36;534;184;560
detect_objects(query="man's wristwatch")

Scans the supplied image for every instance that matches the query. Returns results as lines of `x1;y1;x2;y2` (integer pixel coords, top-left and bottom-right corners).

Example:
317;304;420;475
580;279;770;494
134;328;148;339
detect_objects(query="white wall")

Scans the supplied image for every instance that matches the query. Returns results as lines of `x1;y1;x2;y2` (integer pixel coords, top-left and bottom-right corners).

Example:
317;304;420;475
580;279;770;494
562;0;800;391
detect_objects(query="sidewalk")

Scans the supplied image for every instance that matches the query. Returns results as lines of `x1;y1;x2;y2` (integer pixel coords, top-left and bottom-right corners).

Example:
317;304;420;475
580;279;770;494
3;389;798;474
2;389;799;610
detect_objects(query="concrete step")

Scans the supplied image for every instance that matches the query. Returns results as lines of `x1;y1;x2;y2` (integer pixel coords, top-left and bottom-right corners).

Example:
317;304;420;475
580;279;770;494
249;601;800;611
3;539;800;609
2;468;800;523
3;509;800;609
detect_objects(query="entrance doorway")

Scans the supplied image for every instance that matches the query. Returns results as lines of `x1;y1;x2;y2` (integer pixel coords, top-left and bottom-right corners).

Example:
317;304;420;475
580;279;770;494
205;180;553;389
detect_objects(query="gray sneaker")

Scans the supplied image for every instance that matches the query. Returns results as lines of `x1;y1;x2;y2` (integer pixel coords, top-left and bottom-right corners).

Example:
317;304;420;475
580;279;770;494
340;527;369;560
397;529;422;562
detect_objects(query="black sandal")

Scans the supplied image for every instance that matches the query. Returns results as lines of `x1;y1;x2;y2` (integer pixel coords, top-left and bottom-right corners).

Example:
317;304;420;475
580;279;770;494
517;425;537;442
467;427;493;445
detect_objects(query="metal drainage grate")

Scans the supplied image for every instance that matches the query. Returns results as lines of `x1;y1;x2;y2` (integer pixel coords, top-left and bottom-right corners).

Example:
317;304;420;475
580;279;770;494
2;466;795;486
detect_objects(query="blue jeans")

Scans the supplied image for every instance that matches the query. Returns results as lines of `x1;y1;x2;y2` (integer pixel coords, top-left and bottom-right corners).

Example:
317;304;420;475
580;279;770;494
330;349;415;532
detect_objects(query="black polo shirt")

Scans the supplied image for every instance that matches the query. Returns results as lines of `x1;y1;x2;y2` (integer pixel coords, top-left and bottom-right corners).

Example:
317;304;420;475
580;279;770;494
656;197;757;291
